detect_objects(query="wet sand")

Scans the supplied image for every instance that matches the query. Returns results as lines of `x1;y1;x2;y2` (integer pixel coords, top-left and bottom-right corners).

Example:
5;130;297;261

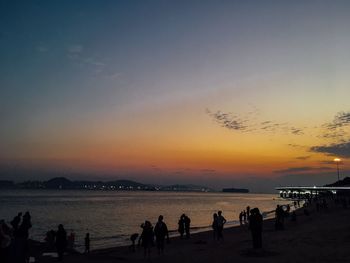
36;202;350;263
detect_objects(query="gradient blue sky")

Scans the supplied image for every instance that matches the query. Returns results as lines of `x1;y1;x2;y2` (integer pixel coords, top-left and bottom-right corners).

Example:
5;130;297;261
1;1;350;191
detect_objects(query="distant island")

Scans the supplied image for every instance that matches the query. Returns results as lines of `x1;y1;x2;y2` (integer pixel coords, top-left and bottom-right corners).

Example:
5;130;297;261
0;177;214;192
222;188;249;193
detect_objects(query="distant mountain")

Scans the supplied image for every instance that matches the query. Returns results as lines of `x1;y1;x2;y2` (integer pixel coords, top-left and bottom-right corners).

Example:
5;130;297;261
45;177;74;189
325;177;350;187
0;177;212;192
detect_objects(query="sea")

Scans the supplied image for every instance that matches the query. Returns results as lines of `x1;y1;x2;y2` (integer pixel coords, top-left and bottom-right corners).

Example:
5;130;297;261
0;190;290;251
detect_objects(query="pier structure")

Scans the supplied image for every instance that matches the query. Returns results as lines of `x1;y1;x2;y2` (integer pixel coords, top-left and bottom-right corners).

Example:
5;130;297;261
275;186;350;200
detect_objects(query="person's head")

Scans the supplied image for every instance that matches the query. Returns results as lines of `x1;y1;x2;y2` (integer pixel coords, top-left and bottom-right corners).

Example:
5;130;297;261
252;208;260;215
58;224;64;231
86;233;89;237
181;214;185;218
145;220;152;228
213;213;217;218
158;215;163;222
23;211;30;219
218;211;222;216
18;212;22;217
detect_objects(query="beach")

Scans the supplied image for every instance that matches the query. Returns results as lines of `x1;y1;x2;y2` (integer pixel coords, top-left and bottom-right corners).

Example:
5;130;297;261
34;201;350;263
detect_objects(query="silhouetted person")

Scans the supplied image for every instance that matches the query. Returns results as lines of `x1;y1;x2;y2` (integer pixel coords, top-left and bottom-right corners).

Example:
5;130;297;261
154;215;169;255
243;210;247;224
217;211;226;241
246;206;250;221
130;233;138;252
239;212;243;226
178;215;185;239
10;212;22;234
275;205;284;230
0;220;12;263
84;233;90;253
212;213;218;240
45;230;56;250
56;224;67;261
139;221;154;258
16;211;31;263
249;208;263;249
184;215;191;239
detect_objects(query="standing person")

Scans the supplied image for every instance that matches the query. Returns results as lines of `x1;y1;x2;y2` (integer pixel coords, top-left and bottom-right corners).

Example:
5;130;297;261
0;220;12;263
139;221;154;258
10;212;22;235
239;212;243;226
246;206;250;222
217;211;226;241
16;211;32;263
84;233;90;254
184;215;191;239
275;205;284;230
212;213;218;240
55;224;67;261
249;208;263;249
154;215;169;255
178;215;185;239
243;210;247;224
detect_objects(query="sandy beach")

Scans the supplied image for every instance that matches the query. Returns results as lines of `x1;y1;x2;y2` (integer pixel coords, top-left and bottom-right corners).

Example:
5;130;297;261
33;201;350;263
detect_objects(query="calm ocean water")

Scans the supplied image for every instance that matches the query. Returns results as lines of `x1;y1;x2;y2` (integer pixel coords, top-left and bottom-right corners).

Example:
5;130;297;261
0;190;289;251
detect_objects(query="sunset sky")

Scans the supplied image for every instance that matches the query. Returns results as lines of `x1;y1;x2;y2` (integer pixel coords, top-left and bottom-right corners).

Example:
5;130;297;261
1;1;350;191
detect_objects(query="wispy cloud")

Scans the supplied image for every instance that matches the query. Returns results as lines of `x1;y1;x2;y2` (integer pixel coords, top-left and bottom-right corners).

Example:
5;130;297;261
66;44;107;73
318;111;350;142
206;108;304;135
324;111;350;130
67;44;83;53
310;141;350;158
206;109;248;131
295;156;311;160
274;166;332;174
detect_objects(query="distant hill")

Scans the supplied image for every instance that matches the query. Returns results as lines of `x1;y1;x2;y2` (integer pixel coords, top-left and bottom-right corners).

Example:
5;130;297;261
325;177;350;187
0;177;213;192
45;177;73;189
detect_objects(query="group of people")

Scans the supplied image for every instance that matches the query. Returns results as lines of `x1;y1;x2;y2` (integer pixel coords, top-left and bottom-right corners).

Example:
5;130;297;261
0;212;32;263
138;213;194;258
0;211;89;263
1;207;266;262
178;214;191;239
138;215;170;257
212;211;227;241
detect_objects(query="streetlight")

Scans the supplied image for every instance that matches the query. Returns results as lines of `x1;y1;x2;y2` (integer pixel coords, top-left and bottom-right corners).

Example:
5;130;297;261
334;158;341;182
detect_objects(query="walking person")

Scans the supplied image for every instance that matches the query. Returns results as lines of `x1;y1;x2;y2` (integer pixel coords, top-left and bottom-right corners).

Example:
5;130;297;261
154;215;169;255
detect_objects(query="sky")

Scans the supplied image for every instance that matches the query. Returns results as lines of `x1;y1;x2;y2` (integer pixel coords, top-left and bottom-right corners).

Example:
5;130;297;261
1;0;350;192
